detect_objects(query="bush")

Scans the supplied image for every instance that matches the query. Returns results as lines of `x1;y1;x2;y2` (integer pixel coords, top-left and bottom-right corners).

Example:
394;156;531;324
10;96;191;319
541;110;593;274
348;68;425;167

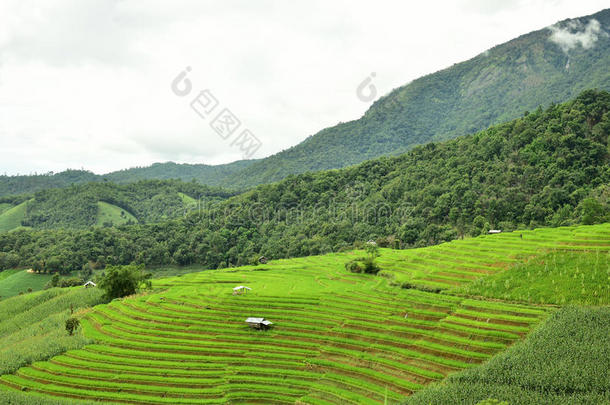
344;256;380;274
44;274;60;289
65;317;80;336
58;277;84;288
362;257;380;274
345;260;364;273
98;264;151;299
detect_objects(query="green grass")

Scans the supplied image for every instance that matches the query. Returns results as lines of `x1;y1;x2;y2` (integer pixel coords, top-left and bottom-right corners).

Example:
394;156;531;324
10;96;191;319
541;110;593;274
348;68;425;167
0;203;12;215
0;387;114;405
95;201;137;227
0;269;21;283
0;287;106;376
0;223;607;404
0;254;553;403
373;223;610;291
404;306;610;405
178;192;197;205
458;250;610;305
0;270;54;299
0;200;31;233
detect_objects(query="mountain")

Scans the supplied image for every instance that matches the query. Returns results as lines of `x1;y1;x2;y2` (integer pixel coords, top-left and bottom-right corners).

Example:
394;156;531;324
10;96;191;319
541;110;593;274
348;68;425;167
1;90;607;272
2;9;608;194
0;180;235;231
0;160;255;197
101;160;257;186
221;8;610;187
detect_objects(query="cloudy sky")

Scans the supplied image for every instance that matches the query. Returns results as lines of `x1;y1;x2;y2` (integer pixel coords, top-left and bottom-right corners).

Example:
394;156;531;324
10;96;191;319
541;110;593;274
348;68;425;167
0;0;607;175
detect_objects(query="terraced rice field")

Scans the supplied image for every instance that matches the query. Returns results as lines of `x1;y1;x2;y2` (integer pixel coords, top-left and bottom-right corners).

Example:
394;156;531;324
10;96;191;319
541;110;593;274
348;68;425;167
377;223;610;290
1;223;608;404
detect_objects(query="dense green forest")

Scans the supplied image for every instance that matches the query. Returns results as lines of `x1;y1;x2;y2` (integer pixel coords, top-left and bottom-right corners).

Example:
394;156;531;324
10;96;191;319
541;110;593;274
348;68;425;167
0;90;608;273
0;161;254;197
0;180;235;230
2;9;608;194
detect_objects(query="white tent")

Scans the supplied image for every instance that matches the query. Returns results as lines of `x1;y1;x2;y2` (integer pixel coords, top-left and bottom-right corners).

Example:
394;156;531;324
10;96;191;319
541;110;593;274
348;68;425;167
233;286;252;295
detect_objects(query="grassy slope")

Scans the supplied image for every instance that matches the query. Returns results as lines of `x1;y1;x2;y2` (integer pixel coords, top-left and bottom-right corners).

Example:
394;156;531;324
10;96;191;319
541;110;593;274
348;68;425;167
178;192;197;205
458;250;609;305
1;263;549;404
0;223;607;404
95;201;138;227
0;390;112;405
375;223;610;297
0;200;31;233
404;306;610;405
0;271;54;299
0;203;12;215
0;288;106;375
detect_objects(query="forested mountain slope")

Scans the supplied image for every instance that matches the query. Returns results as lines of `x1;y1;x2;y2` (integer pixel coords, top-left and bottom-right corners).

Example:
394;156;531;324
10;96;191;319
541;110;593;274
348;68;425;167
0;90;607;272
222;9;610;187
0;180;235;231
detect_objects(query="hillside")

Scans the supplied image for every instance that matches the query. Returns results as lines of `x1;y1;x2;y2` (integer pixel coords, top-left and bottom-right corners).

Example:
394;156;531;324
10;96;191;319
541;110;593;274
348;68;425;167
220;8;610;187
0;200;31;233
0;160;255;197
0;223;607;404
0;180;235;231
0;90;606;273
405;306;610;405
102;160;257;186
0;287;105;379
1;9;609;194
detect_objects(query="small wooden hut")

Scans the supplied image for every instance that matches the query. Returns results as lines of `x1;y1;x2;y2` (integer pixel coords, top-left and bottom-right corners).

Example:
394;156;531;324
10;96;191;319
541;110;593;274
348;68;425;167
245;317;273;330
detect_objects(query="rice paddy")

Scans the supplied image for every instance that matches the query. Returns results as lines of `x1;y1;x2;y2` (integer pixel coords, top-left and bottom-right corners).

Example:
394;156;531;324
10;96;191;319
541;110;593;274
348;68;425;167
0;223;608;404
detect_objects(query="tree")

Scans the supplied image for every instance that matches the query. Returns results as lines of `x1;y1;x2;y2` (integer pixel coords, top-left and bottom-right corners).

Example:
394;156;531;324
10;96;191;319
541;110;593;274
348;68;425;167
365;240;379;259
65;317;80;336
580;198;605;225
98;264;151;299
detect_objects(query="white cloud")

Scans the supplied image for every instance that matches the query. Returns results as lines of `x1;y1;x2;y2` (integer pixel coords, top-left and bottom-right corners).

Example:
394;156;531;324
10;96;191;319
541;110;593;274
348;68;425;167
0;0;608;175
549;18;608;53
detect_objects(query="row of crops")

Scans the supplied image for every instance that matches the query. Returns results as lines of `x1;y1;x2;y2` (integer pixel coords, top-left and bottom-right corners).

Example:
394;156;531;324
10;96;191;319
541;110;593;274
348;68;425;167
377;223;610;289
0;223;608;404
0;272;550;403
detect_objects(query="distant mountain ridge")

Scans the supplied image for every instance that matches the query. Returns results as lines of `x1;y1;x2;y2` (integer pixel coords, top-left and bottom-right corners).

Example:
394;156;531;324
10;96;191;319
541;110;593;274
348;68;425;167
1;8;609;193
0;160;255;197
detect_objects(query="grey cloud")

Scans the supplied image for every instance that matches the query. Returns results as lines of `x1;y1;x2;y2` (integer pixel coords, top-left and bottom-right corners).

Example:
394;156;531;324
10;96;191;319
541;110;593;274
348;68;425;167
0;0;152;66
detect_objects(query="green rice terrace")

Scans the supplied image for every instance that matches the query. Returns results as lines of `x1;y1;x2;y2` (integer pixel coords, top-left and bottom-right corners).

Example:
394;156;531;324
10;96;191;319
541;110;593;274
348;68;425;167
0;223;609;404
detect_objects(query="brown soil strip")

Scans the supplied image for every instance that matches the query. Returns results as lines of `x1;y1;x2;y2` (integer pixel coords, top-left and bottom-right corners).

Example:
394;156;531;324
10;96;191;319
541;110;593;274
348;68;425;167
453;313;531;328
